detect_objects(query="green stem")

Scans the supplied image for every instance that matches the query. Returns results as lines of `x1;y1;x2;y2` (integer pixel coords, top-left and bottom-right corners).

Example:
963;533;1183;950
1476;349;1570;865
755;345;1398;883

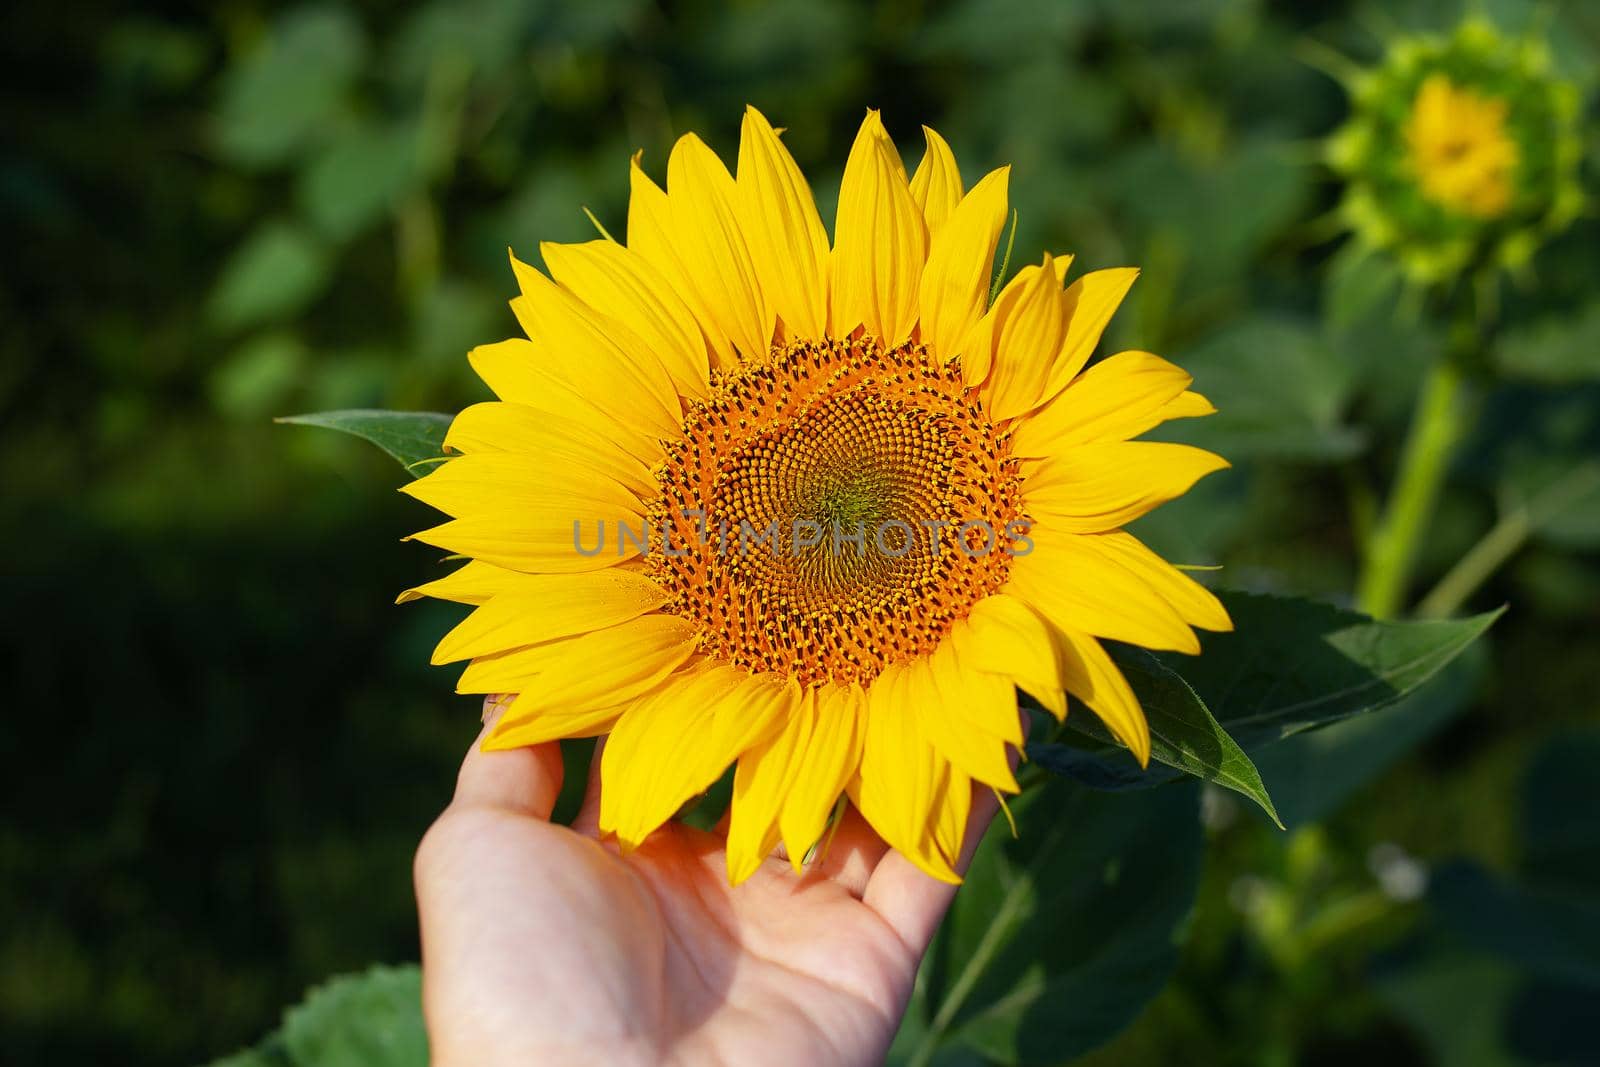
1417;462;1600;618
1356;358;1467;619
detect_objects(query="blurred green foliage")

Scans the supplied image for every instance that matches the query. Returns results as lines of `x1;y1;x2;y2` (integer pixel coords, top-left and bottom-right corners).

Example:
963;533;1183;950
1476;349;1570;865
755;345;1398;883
4;0;1599;1064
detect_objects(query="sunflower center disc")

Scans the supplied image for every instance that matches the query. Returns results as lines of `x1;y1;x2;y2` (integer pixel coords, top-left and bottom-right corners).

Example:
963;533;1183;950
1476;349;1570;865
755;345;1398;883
647;337;1025;687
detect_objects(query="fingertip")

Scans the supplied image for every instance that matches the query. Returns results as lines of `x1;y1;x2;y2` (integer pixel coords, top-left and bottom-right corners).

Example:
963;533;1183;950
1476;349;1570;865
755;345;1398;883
451;695;564;818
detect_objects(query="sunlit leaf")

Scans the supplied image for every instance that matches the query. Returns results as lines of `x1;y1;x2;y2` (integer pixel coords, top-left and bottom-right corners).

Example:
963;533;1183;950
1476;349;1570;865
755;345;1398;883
280;965;427;1067
1033;648;1283;826
277;410;453;474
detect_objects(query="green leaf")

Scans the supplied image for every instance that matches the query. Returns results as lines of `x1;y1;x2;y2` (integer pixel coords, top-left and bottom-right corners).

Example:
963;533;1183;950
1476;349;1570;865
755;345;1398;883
209;222;331;330
1151;318;1366;463
1495;303;1600;384
1034;648;1282;827
892;781;1203;1066
1430;862;1600;990
1247;651;1478;828
213;8;366;167
281;964;427;1067
204;1036;294;1067
298;123;423;240
278;409;453;474
1029;593;1500;821
1376;956;1529;1067
1176;591;1501;749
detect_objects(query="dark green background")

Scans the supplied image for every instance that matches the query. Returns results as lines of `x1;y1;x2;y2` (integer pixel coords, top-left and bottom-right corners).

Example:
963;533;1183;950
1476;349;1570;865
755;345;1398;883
4;0;1598;1064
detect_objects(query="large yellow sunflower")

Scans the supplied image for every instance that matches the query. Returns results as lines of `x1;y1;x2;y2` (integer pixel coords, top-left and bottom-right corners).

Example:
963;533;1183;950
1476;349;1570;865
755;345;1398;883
400;107;1231;884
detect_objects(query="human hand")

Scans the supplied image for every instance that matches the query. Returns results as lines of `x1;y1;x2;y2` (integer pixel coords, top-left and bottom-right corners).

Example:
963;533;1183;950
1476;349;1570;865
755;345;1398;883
414;698;1004;1067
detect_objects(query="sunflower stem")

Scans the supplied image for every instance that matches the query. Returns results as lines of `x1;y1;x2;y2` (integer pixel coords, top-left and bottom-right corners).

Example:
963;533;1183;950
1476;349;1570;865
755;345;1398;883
1356;307;1484;619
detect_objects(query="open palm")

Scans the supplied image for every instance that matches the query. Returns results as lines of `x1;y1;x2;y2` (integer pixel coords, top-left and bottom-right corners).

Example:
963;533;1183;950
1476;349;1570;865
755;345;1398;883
414;703;1000;1067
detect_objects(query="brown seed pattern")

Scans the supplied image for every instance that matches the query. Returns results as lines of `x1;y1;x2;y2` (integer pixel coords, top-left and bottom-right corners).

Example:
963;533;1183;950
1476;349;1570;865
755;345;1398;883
645;337;1025;687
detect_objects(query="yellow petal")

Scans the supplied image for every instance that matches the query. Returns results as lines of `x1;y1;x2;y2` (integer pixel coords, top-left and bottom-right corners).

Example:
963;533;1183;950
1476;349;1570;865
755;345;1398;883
982;255;1070;421
854;666;962;883
625;151;681;277
1021;442;1230;532
483;690;627;749
918;166;1009;363
951;593;1067;719
500;614;698;718
507;253;682;439
908;125;963;232
397;559;514;605
1054;627;1151;766
430;570;668;664
736;106;830;341
402;451;647;520
1039;267;1140;402
777;682;865;871
830;111;928;345
540;239;710;401
726;687;816;884
908;648;1018;792
456;643;557;695
1073;530;1234;635
600;668;796;849
1011;350;1208;455
408;504;648;575
443;401;655;499
466;341;665;468
1163;390;1216;420
927;759;972;872
665;133;774;364
1007;529;1202;653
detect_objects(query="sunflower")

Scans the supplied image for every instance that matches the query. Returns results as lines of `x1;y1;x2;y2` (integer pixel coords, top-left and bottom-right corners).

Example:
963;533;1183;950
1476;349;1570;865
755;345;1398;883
1328;19;1583;285
1404;73;1519;219
400;107;1231;884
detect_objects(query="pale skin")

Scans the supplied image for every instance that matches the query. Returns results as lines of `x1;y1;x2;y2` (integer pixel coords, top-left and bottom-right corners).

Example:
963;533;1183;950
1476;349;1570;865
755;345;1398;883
413;698;1006;1067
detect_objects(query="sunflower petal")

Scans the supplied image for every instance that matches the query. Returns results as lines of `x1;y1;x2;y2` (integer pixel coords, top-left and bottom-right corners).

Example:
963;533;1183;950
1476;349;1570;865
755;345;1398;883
918;166;1009;363
726;688;816;883
952;593;1067;719
1012;350;1203;456
408;506;647;575
665;133;774;364
854;666;962;883
921;643;1017;793
501;614;699;718
1007;529;1203;653
430;570;668;665
777;682;865;871
908;125;963;232
736;106;830;341
981;256;1070;421
1039;267;1140;401
507;253;682;439
540;239;710;401
831;111;928;345
443;401;655;498
397;559;515;605
1022;442;1230;532
1054;627;1151;766
1074;530;1234;634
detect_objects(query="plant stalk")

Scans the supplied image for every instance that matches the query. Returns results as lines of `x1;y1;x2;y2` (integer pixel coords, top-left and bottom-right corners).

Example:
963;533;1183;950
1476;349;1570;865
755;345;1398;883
1356;358;1468;619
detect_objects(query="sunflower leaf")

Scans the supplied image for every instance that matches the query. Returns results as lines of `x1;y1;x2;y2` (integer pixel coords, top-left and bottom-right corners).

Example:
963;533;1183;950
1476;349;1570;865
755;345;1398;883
1177;592;1503;748
277;409;453;475
889;781;1203;1065
1029;592;1502;823
280;964;427;1067
1038;648;1283;827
